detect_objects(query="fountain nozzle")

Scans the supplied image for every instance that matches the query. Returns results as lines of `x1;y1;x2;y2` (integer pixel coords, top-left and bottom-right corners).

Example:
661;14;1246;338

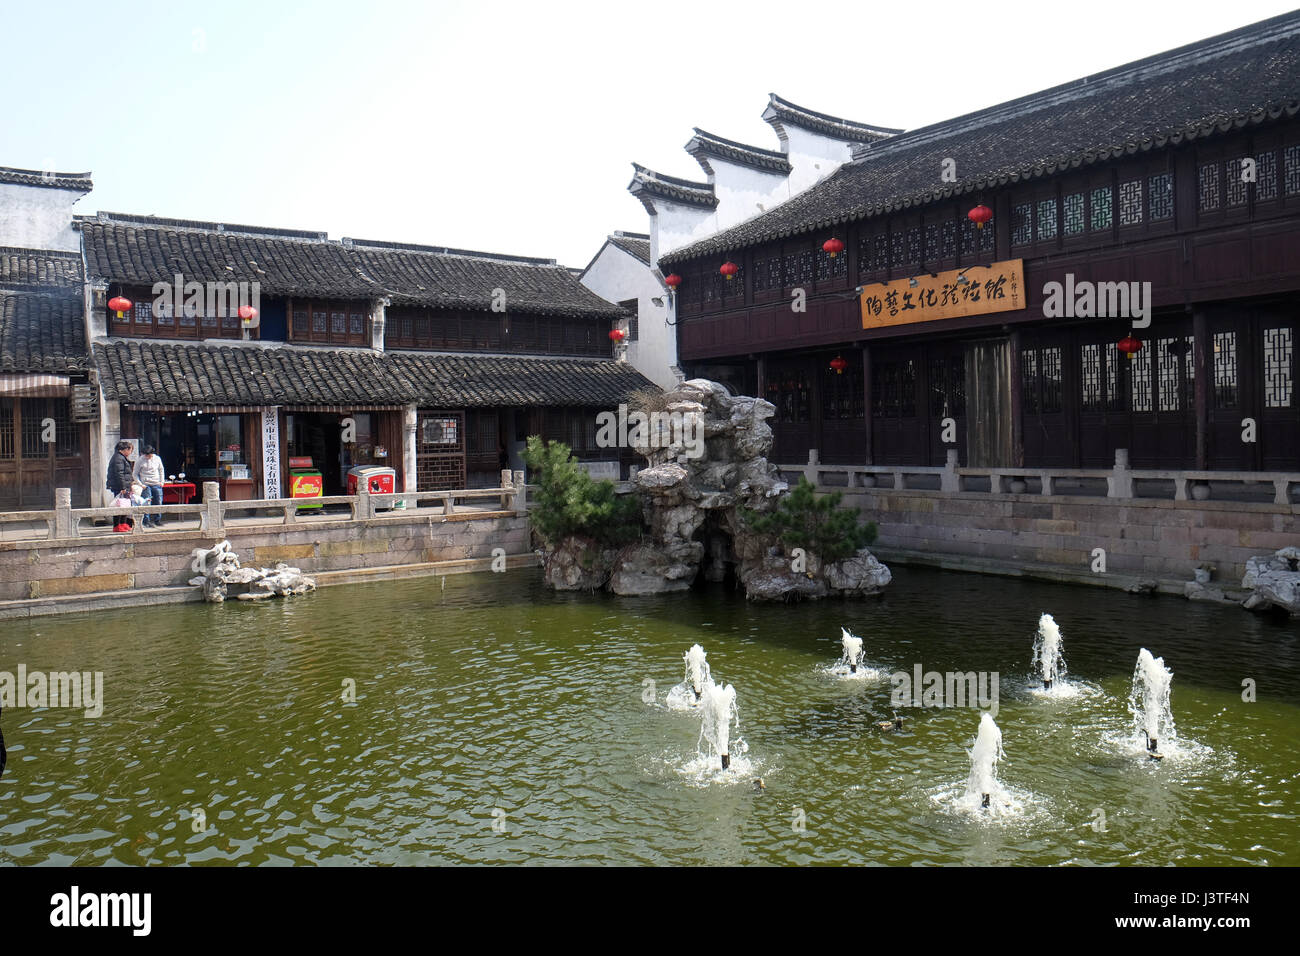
1043;678;1052;690
981;793;990;809
849;663;857;674
720;754;730;770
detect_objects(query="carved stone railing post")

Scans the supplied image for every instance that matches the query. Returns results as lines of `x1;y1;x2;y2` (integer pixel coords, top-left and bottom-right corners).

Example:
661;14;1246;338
941;449;962;493
54;487;77;539
356;483;374;520
804;449;820;487
512;470;527;515
202;482;223;533
1107;448;1134;499
500;469;512;511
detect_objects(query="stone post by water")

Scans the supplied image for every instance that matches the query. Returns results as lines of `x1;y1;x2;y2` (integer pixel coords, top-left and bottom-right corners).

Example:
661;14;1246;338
1108;448;1134;499
53;487;77;539
941;449;962;493
512;469;527;515
203;481;223;533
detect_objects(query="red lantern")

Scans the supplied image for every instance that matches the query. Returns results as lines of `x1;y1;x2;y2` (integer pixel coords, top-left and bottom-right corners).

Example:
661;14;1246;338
1117;334;1143;359
719;261;739;280
609;328;626;343
829;355;848;375
664;273;682;292
967;204;993;230
108;295;133;318
238;305;258;324
822;238;845;258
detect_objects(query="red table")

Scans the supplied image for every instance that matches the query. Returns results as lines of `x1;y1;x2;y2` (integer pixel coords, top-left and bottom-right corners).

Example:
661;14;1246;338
162;482;196;504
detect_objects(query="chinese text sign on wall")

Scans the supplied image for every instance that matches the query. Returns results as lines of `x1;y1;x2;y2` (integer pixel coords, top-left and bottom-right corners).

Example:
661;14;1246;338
262;407;281;498
860;259;1025;330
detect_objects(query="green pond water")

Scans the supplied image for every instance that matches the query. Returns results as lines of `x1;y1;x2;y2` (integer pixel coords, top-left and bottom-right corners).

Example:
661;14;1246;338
1;566;1297;866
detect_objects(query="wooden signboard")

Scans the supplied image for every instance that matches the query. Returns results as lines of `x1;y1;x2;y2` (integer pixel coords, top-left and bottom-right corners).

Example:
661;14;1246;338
860;259;1025;330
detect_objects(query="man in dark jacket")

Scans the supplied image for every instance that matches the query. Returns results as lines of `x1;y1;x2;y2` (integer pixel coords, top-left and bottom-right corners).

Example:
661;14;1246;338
106;440;135;531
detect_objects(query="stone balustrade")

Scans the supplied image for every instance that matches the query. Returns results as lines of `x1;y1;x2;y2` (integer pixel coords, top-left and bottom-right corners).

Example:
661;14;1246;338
779;448;1299;505
0;477;531;543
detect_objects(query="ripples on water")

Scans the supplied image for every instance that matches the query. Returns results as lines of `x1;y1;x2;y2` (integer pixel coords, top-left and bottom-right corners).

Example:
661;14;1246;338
1;567;1297;866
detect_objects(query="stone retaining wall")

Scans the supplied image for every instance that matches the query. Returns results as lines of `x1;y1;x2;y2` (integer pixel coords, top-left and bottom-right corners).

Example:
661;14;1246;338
840;488;1299;586
0;511;531;603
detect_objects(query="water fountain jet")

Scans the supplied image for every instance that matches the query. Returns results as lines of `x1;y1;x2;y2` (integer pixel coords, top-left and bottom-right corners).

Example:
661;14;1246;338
684;644;711;701
699;681;738;771
1031;613;1065;690
840;627;865;674
965;712;1004;811
1131;648;1174;759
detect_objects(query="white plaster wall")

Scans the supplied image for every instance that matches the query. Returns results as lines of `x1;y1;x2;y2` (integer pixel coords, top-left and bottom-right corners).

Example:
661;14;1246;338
652;201;721;260
580;243;676;390
708;160;791;232
0;183;87;252
781;127;857;195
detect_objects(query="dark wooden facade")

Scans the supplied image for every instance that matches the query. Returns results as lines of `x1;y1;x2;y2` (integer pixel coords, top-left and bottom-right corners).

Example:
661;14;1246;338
675;124;1300;471
0;397;90;508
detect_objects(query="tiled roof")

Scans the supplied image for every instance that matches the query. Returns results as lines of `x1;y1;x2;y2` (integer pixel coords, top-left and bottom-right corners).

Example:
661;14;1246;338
79;215;625;319
628;163;718;213
607;232;651;265
0;291;90;374
761;94;901;143
95;341;408;406
0;166;93;191
0;246;84;291
686;129;793;175
662;13;1300;264
386;352;657;407
94;340;656;408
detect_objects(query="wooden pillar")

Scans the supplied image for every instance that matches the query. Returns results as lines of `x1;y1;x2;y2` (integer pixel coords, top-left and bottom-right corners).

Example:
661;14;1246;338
755;355;766;399
861;344;873;464
1009;329;1025;468
1193;308;1209;469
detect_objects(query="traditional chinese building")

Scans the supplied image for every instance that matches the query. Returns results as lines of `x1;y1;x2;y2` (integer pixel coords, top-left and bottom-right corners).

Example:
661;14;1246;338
0;167;97;508
653;12;1300;473
72;212;652;503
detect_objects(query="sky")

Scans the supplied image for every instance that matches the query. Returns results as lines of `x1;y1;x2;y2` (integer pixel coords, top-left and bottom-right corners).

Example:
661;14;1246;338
2;0;1296;267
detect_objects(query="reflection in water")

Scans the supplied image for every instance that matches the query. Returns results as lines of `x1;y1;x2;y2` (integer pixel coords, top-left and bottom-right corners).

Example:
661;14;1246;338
0;566;1297;865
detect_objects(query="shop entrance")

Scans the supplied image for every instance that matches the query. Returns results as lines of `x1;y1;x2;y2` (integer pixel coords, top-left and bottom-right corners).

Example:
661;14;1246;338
130;411;253;502
285;411;386;497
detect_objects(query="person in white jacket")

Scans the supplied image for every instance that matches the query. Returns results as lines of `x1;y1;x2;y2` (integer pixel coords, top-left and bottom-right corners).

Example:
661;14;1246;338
132;445;167;528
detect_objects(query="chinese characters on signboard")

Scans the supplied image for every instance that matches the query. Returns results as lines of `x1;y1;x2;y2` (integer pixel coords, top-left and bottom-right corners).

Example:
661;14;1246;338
262;407;281;498
860;259;1025;330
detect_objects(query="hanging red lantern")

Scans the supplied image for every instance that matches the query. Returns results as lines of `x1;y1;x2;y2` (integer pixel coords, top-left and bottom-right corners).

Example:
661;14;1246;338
609;328;626;343
822;238;845;258
238;305;258;324
108;295;133;318
967;204;993;229
1117;334;1143;359
664;273;682;292
829;355;848;375
719;261;739;280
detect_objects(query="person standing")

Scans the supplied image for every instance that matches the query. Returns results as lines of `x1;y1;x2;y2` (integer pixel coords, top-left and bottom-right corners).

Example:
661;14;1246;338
106;440;135;532
133;444;166;528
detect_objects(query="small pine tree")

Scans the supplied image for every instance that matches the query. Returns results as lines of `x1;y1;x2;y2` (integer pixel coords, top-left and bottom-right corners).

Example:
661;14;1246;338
521;436;642;548
743;477;877;563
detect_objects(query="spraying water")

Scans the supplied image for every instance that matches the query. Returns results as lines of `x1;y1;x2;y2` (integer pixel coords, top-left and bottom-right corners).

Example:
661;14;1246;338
1031;613;1066;690
840;628;865;674
698;682;738;770
684;644;711;700
965;712;1004;810
1131;648;1175;758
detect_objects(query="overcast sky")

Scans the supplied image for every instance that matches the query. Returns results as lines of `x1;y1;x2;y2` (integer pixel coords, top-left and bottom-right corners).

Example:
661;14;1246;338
2;0;1295;267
